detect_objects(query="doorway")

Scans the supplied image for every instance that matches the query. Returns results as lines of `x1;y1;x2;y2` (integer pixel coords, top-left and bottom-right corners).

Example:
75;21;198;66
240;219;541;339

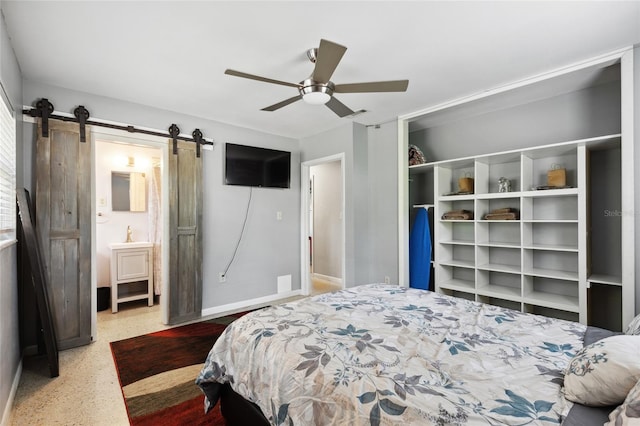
91;129;170;339
301;154;345;295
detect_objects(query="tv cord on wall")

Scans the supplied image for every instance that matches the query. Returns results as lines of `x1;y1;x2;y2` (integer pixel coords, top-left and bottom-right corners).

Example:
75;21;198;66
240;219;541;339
222;186;253;279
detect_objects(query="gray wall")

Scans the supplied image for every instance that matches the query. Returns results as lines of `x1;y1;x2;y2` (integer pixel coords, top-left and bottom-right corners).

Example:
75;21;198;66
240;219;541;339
20;80;300;312
366;122;399;284
635;45;640;316
411;80;621;162
310;161;342;279
0;2;23;422
300;121;399;287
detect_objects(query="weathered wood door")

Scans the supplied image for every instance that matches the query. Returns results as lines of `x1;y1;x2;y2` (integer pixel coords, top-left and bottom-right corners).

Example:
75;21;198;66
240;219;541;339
168;140;203;324
36;120;92;350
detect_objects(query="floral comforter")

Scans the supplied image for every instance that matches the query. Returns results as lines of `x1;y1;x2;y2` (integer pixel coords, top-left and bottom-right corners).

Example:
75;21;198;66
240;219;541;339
196;284;587;425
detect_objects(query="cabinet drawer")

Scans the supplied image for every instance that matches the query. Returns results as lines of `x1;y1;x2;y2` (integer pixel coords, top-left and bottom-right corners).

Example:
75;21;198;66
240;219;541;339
116;250;149;281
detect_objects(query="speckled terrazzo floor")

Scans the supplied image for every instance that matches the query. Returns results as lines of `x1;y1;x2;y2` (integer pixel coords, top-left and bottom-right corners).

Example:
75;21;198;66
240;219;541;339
8;292;316;426
311;276;342;295
9;300;169;426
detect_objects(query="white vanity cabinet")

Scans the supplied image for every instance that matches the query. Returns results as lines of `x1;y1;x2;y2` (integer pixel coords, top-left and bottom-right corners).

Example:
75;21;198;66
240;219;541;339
110;242;154;313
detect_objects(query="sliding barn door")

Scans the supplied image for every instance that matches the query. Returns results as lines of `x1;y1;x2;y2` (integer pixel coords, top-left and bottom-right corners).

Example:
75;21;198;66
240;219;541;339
168;140;203;324
36;120;92;350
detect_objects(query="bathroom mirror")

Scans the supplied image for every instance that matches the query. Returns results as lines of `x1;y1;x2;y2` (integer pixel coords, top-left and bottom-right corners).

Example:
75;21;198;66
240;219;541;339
112;171;146;212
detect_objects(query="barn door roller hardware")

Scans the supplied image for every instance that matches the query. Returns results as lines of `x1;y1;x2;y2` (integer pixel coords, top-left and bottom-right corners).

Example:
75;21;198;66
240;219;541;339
24;98;214;152
73;106;90;142
192;128;203;158
34;98;54;137
169;124;180;155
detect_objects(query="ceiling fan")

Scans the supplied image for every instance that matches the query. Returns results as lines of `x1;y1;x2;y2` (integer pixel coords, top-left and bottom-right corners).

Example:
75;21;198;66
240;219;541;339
225;39;409;118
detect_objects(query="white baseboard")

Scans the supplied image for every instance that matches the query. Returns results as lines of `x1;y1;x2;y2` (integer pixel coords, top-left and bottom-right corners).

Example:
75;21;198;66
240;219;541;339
1;359;22;426
312;273;343;285
200;290;303;319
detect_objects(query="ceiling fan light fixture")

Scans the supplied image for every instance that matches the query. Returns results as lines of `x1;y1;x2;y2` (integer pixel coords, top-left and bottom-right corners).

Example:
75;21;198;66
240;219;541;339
300;79;334;105
302;91;331;105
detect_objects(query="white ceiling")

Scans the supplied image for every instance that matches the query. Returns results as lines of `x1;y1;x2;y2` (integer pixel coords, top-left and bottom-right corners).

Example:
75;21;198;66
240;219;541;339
2;1;640;140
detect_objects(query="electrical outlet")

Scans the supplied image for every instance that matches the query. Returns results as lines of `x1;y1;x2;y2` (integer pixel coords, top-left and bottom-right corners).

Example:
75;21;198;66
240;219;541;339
219;273;226;283
276;211;283;221
384;276;390;284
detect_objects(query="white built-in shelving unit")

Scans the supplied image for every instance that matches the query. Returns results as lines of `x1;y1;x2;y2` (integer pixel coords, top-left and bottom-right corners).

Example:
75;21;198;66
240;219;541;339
401;48;635;331
412;136;621;324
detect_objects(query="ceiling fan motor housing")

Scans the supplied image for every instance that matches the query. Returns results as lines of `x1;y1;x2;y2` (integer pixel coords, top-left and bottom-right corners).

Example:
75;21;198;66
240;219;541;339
299;79;334;104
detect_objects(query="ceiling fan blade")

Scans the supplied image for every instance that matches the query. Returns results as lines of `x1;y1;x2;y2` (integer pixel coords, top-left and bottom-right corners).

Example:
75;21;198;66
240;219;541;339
334;80;409;93
261;95;302;112
225;69;301;88
325;97;354;118
312;39;347;83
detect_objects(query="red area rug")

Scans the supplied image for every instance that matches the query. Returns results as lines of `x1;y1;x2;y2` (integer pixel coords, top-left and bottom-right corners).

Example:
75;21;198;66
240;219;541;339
110;312;250;425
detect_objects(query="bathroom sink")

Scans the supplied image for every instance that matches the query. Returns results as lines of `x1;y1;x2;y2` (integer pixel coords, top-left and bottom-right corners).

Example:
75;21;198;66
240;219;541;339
109;242;153;250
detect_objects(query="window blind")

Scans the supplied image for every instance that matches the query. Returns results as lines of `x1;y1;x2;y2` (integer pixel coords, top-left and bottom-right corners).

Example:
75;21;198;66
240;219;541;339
0;88;16;243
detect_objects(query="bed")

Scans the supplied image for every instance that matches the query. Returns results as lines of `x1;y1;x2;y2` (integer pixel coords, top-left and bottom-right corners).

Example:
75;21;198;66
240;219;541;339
196;284;620;425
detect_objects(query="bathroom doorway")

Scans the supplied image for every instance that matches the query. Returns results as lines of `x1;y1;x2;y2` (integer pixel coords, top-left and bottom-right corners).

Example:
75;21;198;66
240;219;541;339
91;129;169;339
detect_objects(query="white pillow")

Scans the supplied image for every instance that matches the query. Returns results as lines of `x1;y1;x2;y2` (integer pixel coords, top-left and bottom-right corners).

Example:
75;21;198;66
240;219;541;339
564;335;640;406
626;314;640;336
606;378;640;425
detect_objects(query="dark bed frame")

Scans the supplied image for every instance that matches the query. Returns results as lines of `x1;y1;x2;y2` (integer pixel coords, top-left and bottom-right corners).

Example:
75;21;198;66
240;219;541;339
219;384;269;425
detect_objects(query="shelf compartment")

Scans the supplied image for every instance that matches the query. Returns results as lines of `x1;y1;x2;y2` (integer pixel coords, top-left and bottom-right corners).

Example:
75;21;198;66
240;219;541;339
588;283;622;332
438;199;474;218
523;276;579;313
523;249;578;280
436;162;475;197
521;193;578;221
438;278;476;293
588;145;622;287
477;263;521;274
409;168;434;207
439;242;475;267
523;267;578;281
475;155;521;194
477;295;521;312
476;221;521;247
439;259;475;269
477;246;521;274
477;270;521;301
476;197;520;221
436;264;475;294
115;280;151;304
521;148;578;192
440;288;476;302
522;222;578;251
437;220;474;245
587;274;622;286
524;304;579;322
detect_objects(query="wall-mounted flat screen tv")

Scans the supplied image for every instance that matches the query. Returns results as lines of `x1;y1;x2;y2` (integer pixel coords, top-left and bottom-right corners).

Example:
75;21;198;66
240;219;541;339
225;143;291;188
